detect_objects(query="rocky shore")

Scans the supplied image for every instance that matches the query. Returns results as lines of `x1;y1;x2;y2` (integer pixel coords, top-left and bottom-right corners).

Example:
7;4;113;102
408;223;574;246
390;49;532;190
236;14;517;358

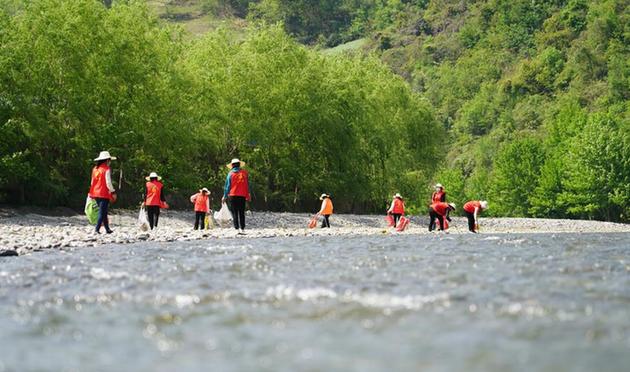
1;207;628;256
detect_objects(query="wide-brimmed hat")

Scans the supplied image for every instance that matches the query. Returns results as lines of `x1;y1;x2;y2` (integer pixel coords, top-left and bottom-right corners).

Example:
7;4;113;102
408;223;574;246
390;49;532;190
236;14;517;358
480;200;489;209
394;193;403;199
200;187;210;194
448;203;456;209
145;172;162;181
319;193;329;200
94;151;116;161
435;183;443;189
226;158;246;169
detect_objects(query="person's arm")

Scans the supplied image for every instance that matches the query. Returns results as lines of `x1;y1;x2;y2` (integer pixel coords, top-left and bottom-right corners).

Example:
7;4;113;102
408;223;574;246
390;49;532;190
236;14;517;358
387;200;395;213
246;173;251;201
105;169;115;193
474;207;479;223
160;186;166;202
318;200;325;215
223;171;231;201
206;197;210;212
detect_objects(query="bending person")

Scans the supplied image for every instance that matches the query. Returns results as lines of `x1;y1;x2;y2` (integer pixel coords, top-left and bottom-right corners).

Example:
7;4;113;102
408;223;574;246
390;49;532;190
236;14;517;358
88;151;116;234
463;200;488;233
222;158;250;234
429;202;456;232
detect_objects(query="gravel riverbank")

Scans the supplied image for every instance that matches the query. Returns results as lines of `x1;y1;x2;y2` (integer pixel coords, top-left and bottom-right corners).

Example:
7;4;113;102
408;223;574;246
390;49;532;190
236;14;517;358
1;207;628;256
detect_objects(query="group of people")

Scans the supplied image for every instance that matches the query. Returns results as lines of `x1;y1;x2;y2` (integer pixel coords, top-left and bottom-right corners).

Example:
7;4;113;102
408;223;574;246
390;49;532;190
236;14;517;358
385;184;489;233
88;150;487;235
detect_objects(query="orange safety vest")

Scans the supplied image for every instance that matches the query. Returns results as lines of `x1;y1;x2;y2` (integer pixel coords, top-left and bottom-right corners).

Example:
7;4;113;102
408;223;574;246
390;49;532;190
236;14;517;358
321;198;333;215
193;193;209;212
432;190;445;204
392;198;405;214
463;201;481;214
431;202;451;216
88;164;112;200
229;169;249;198
145;180;163;207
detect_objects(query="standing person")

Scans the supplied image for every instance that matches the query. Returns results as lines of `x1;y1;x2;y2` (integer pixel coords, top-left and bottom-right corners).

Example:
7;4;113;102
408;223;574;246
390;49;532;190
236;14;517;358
143;172;166;230
432;183;446;203
222;158;250;234
318;193;334;228
387;193;405;227
88;151;116;234
190;188;211;230
429;202;456;232
463;200;488;233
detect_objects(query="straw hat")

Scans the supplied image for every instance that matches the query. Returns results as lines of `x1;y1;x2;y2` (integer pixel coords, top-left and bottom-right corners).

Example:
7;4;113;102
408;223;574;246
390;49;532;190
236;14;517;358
448;203;456;209
319;193;329;200
435;183;443;189
145;172;162;181
394;193;403;199
226;158;246;169
200;187;210;194
94;151;116;161
480;200;489;209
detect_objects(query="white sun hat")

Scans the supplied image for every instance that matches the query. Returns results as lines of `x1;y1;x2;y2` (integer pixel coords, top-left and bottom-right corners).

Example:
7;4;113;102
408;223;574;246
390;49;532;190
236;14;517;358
201;187;210;193
435;183;443;189
94;151;116;161
226;158;246;169
448;203;456;209
394;193;403;199
480;200;489;209
145;172;162;181
319;193;329;200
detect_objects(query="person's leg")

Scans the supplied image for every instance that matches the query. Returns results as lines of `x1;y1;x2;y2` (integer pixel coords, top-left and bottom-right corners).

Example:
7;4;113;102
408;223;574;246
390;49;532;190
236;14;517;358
325;215;331;228
321;214;329;228
101;199;112;233
194;212;202;230
428;209;436;231
95;198;106;233
393;214;401;227
237;197;246;230
147;207;155;229
229;197;240;229
465;211;476;232
436;214;445;231
154;207;160;228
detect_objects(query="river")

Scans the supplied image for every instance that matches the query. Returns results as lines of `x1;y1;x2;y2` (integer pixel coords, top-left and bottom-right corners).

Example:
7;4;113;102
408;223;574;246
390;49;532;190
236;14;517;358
1;233;629;371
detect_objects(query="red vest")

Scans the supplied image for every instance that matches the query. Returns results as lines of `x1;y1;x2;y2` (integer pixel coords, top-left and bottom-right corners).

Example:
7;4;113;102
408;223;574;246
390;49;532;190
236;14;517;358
229;169;249;197
145;181;163;206
193;193;209;212
432;191;445;203
464;201;481;214
431;202;451;216
88;164;112;200
321;198;333;215
392;198;404;214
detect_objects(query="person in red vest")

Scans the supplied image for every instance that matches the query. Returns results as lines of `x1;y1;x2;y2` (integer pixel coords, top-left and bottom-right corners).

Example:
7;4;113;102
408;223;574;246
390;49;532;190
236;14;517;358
222;158;250;234
190;188;211;230
463;200;488;233
429;183;447;231
429;202;456;232
88;151;116;234
387;193;405;227
317;193;334;228
143;172;167;230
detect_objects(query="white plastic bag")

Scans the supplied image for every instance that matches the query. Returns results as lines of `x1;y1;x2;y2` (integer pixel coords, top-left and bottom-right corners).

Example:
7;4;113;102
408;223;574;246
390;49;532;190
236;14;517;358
213;203;232;226
138;206;149;231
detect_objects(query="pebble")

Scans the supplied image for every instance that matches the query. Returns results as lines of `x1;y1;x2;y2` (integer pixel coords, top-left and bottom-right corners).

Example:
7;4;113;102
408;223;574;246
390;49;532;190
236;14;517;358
0;249;18;257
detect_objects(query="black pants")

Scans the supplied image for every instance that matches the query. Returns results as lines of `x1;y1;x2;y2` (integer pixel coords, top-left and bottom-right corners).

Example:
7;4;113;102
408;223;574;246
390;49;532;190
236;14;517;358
229;196;246;230
95;198;111;233
428;209;444;231
321;214;330;228
194;211;206;230
147;206;160;230
392;213;401;227
465;211;476;232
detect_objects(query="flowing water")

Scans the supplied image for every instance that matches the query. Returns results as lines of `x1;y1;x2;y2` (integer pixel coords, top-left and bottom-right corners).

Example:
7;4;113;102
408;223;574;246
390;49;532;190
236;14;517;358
1;233;629;372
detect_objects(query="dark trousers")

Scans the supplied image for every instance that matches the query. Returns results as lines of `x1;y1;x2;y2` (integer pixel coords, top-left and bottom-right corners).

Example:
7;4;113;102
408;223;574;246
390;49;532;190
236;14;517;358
194;211;206;230
392;213;401;227
147;206;160;229
428;209;444;231
229;196;246;230
95;198;111;233
321;214;331;228
465;211;476;232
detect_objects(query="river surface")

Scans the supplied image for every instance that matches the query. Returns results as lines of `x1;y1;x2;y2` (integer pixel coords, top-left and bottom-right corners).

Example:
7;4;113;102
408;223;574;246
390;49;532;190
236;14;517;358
1;233;629;372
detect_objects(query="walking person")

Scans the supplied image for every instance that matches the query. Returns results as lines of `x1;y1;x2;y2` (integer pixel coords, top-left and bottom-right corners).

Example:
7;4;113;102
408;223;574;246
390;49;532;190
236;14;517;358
463;200;488;233
88;151;116;234
190;188;211;230
387;193;405;227
318;193;333;228
143;172;167;230
429;202;456;232
222;158;250;234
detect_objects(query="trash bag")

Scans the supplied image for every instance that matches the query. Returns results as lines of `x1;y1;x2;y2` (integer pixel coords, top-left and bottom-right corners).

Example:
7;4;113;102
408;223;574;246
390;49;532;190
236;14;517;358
213;203;232;224
204;214;216;229
138;206;149;231
84;196;98;225
308;215;318;229
395;216;410;232
385;214;395;227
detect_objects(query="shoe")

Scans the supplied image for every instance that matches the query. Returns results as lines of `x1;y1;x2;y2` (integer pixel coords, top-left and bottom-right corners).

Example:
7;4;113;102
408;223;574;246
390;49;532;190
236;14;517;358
106;229;114;234
238;229;246;235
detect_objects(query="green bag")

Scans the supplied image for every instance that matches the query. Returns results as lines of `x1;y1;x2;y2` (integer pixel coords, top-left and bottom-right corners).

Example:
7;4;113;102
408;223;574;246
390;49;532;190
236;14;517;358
84;197;99;225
